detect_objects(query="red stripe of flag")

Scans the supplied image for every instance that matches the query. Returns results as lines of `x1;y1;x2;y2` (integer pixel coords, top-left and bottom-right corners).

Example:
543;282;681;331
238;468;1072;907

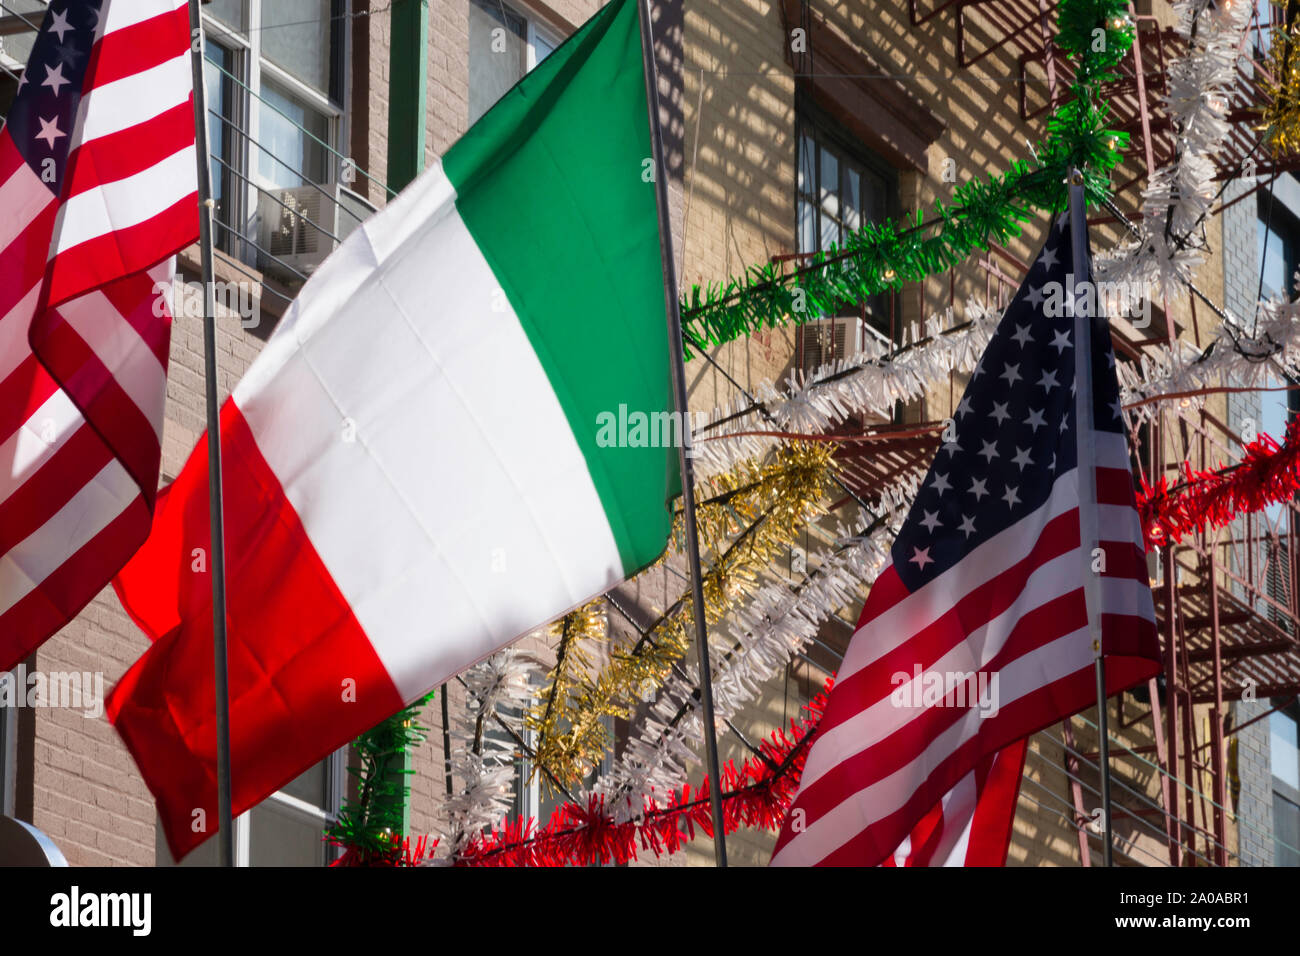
80;5;192;89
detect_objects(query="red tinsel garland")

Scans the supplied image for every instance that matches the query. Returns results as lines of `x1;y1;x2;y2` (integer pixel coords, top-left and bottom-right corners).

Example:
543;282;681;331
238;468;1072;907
454;679;832;867
1137;416;1300;548
330;832;437;867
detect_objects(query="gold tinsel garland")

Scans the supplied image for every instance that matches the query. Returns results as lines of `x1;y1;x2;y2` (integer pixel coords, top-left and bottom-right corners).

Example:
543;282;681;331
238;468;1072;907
1262;23;1300;157
525;443;839;791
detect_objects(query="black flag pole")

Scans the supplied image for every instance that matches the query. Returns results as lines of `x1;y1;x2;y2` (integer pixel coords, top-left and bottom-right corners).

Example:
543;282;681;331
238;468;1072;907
1067;168;1113;867
636;0;727;866
186;0;235;868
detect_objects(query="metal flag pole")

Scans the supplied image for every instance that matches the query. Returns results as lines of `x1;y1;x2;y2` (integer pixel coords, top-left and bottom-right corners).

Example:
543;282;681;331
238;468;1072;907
186;0;235;868
1067;168;1113;867
636;0;727;867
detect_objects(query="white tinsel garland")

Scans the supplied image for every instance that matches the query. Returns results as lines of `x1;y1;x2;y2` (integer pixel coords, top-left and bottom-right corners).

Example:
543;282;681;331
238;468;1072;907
690;301;999;480
1117;292;1300;424
1095;0;1252;305
432;649;539;862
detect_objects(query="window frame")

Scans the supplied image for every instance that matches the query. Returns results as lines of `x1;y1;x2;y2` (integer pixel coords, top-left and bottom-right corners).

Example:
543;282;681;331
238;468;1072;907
468;0;563;124
201;1;349;262
794;96;901;370
158;746;347;866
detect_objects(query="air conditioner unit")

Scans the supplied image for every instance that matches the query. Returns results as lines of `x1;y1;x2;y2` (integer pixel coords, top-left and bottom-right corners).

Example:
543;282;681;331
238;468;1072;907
800;316;866;375
256;183;377;280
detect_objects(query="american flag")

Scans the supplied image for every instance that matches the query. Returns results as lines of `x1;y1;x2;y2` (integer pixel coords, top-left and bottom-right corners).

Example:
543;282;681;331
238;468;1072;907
0;0;196;670
881;738;1026;866
772;214;1160;866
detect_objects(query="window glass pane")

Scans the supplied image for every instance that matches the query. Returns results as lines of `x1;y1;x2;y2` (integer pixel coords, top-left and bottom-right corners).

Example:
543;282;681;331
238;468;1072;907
257;81;330;188
280;758;328;807
1272;709;1300;791
797;133;815;196
1274;792;1300;867
261;0;332;93
861;167;887;223
844;168;861;235
798;198;815;254
249;802;327;867
821;145;842;251
203;44;236;247
469;0;527;125
206;0;246;32
1259;216;1291;299
819;146;839;249
533;30;556;66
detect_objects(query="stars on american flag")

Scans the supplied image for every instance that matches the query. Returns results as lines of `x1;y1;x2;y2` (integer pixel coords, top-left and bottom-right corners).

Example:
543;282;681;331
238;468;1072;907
47;7;74;42
34;116;65;148
891;216;1091;588
41;63;71;95
10;2;94;183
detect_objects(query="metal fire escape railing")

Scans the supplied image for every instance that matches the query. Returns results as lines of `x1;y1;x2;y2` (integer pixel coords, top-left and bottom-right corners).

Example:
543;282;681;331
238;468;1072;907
897;0;1300;866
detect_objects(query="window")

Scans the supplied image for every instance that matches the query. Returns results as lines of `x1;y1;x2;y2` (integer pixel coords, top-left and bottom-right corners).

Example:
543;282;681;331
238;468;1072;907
1272;702;1300;866
158;749;347;866
795;101;899;377
201;1;348;265
1258;195;1300;301
468;0;560;125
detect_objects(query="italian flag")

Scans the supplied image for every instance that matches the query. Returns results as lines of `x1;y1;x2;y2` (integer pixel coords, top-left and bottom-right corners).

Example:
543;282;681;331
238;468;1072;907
108;0;676;860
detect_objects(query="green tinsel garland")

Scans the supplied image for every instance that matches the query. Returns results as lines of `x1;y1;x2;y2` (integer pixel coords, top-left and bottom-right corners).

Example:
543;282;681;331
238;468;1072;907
325;692;435;864
680;0;1134;355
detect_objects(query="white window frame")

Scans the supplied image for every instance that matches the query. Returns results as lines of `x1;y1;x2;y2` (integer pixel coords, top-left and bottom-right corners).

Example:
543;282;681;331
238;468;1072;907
470;0;563;121
161;746;346;866
201;1;347;261
522;6;562;70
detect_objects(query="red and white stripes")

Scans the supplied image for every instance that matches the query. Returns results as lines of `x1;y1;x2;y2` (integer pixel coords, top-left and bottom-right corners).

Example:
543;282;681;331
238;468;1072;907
0;0;196;670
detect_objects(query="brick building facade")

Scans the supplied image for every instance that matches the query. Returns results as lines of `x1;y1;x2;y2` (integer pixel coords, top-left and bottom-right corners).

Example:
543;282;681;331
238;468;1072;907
1;0;1295;867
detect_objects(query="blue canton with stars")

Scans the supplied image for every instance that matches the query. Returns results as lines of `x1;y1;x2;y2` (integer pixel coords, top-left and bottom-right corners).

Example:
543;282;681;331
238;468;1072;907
891;214;1125;591
5;2;101;191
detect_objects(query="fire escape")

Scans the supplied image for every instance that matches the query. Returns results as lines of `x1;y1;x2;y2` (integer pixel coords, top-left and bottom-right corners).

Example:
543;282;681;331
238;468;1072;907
868;0;1300;864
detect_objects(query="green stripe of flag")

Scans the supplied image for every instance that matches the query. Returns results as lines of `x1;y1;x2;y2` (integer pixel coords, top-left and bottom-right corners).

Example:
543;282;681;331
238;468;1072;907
443;0;675;574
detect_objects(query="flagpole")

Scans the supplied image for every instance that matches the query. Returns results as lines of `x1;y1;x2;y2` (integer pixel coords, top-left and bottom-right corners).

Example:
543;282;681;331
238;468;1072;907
186;0;235;868
1067;168;1112;867
636;0;727;867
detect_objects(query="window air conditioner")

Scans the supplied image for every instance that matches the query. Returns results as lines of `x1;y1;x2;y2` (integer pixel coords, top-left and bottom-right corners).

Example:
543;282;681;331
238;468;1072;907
256;183;377;280
800;316;866;376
